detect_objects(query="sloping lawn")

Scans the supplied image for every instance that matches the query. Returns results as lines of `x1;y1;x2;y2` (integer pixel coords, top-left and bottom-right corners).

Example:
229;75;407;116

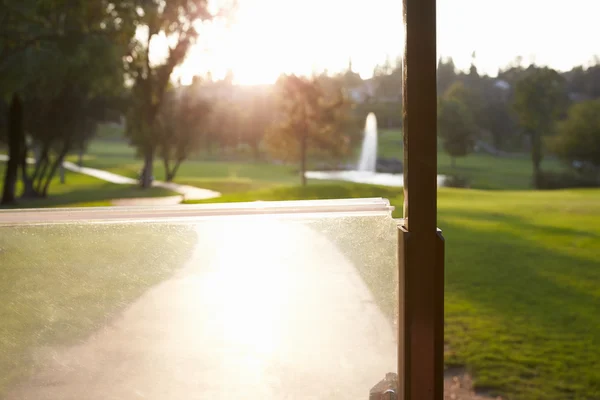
188;184;600;400
78;140;299;194
0;164;176;208
0;222;197;397
82;137;568;193
378;129;565;190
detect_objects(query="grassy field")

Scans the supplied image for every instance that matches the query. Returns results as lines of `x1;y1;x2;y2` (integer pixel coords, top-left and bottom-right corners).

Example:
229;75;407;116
77;140;299;194
0;222;197;396
378;129;566;190
0;164;177;208
2;135;599;399
79;134;569;194
186;184;600;400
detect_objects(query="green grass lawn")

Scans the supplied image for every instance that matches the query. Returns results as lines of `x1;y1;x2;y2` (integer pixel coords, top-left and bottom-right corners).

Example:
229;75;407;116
187;183;600;400
378;129;566;190
78;140;300;194
0;164;177;208
3;136;599;399
82;133;568;194
0;222;197;397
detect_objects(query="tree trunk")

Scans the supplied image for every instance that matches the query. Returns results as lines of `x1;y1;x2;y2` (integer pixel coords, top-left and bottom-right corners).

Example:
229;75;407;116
141;147;154;188
36;157;51;193
167;159;182;182
21;145;38;199
22;146;46;198
252;142;261;162
300;133;307;186
205;136;212;156
59;164;65;184
163;156;171;182
41;146;70;197
78;149;84;167
1;94;22;205
531;131;543;188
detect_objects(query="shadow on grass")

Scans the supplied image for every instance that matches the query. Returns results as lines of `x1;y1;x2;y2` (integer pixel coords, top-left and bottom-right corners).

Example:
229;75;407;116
441;212;600;399
1;183;175;209
0;223;198;396
176;179;275;194
186;183;402;208
442;208;599;240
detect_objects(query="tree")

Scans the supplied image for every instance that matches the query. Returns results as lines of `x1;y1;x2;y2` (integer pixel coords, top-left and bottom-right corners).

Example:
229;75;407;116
0;0;131;70
0;0;134;204
373;58;403;102
237;89;275;160
437;57;457;95
265;75;353;186
438;97;478;168
476;78;518;151
124;0;214;188
444;81;482;124
513;66;568;187
206;98;239;155
1;94;22;204
549;100;600;180
157;84;212;181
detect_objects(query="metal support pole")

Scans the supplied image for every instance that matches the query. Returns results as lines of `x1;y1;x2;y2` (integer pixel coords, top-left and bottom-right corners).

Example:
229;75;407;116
400;0;444;398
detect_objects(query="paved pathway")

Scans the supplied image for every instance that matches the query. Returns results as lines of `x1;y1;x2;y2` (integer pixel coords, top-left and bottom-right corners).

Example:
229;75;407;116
0;155;221;204
62;161;221;203
7;221;397;399
2;156;496;399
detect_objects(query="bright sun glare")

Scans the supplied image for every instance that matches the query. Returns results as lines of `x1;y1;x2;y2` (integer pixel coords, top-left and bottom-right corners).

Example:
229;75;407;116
172;0;404;85
162;0;600;86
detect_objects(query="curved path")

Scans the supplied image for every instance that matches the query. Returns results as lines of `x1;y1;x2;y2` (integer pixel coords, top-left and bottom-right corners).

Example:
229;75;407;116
62;161;221;204
2;156;495;399
7;221;397;399
0;156;220;205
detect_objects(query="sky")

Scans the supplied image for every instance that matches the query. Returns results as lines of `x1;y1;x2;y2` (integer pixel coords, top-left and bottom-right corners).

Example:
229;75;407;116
155;0;600;85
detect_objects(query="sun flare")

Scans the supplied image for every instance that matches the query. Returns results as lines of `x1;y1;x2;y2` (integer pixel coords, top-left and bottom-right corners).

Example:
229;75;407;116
171;0;600;86
174;0;404;85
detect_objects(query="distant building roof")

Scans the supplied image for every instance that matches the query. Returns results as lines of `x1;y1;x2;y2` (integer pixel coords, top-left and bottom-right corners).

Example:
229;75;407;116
494;80;511;90
348;80;376;103
569;92;591;103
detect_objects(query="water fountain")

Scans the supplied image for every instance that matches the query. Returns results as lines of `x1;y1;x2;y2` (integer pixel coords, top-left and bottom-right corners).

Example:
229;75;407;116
357;112;378;173
305;113;446;187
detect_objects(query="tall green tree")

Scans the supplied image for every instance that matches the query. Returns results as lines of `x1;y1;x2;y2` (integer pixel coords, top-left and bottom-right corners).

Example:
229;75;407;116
124;0;213;188
157;84;212;181
513;66;568;187
0;0;135;204
18;33;127;198
476;79;518;151
444;81;483;126
265;75;353;186
549;99;600;180
437;57;457;95
438;96;478;168
1;94;22;204
237;89;275;160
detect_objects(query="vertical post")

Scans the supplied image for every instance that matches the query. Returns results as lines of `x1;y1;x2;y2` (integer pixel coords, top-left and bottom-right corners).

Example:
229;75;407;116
400;0;444;399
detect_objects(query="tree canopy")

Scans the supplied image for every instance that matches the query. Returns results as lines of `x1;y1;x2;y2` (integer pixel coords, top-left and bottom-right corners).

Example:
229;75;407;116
513;66;569;187
157;82;212;182
550;99;600;179
124;0;215;187
0;0;134;204
265;75;354;186
438;95;478;167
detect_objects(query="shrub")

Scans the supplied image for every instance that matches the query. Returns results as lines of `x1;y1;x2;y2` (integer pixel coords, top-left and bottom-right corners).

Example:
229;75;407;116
443;175;471;188
536;170;599;190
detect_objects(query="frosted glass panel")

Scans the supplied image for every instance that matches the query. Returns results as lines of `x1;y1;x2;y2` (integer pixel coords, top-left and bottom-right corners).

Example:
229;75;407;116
0;199;398;399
